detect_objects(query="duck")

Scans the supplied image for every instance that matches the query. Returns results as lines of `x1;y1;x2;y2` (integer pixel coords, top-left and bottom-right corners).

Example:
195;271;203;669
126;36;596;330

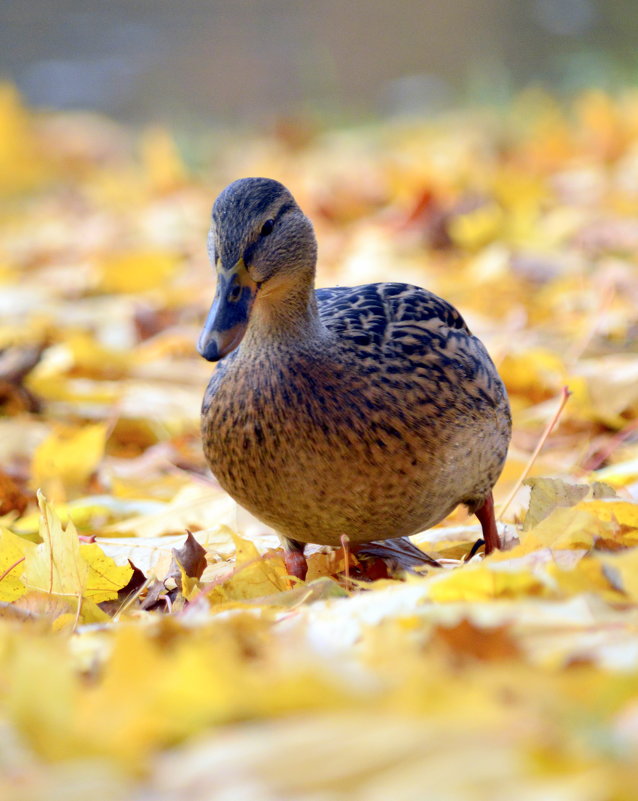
198;177;512;580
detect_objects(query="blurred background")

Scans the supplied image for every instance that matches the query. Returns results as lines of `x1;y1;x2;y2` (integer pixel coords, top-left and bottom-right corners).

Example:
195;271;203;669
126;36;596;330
2;0;638;127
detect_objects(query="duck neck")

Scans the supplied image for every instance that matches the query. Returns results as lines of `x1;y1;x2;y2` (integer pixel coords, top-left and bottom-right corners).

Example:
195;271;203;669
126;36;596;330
244;271;325;348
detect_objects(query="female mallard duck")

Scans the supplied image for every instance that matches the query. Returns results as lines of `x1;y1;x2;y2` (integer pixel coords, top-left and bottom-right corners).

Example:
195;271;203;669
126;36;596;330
199;177;511;579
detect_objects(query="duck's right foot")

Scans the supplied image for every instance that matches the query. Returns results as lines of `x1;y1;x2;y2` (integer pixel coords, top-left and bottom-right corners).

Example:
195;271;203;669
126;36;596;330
474;492;500;554
464;538;485;561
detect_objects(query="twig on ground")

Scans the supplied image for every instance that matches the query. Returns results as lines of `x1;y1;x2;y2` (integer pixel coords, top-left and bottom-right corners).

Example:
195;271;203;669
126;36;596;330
498;386;572;521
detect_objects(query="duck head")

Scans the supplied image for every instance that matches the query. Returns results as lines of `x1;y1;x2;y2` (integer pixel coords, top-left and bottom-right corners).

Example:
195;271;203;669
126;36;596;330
198;177;317;362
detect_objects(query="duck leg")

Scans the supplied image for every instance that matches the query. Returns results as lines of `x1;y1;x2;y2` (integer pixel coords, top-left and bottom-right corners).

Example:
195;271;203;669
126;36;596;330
474;492;500;554
281;537;308;581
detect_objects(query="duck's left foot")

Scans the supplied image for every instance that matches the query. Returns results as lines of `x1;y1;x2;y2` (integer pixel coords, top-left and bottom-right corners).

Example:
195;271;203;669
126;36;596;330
353;537;440;574
474;492;500;554
281;538;308;581
283;550;308;581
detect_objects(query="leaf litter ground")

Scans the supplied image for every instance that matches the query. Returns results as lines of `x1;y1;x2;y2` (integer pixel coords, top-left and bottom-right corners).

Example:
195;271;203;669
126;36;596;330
1;84;638;799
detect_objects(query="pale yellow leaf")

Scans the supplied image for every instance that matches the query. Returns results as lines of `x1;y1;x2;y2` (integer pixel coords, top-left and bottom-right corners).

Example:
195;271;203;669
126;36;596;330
548;556;626;603
98;250;179;294
523;477;589;531
106;484;236;539
206;530;291;604
427;564;545;602
489;508;606;565
0;83;48;193
599;548;638;601
0;528;33;602
31;423;108;500
79;543;133;603
22;493;133;608
448;203;504;249
23;492;87;598
577;499;638;529
141;127;187;191
498;347;566;397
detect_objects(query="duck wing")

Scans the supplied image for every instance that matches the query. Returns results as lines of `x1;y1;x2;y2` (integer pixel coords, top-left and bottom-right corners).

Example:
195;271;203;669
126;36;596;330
316;282;503;408
316;282;470;341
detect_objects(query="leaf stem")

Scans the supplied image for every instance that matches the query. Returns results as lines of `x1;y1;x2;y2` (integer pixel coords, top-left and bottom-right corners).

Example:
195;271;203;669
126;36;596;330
0;556;25;584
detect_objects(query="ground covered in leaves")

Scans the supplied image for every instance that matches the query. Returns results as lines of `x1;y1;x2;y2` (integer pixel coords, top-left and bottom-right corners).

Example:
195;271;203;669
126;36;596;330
2;83;638;800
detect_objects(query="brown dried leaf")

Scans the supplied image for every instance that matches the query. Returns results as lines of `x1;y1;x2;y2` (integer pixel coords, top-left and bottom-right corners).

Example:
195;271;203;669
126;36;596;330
431;618;521;662
171;531;208;582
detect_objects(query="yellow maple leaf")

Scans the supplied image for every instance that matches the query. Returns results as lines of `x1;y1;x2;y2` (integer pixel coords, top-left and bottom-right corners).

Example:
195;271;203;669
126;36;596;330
571;356;638;428
5;632;80;761
80;543;133;603
73;625;178;763
427;564;545;602
98;250;180;294
576;89;620;157
72;624;250;764
177;561;200;601
594;454;638;489
141;126;187;192
0;529;33;602
22;493;132;613
0;83;48;194
498;347;566;398
23;492;88;602
491;508;609;561
66;330;133;376
12;498;118;536
206;530;291;604
599;548;638;602
523;478;590;531
51;602;112;630
577;500;638;530
31;423;108;501
448;203;504;249
492;167;547;214
548;556;625;603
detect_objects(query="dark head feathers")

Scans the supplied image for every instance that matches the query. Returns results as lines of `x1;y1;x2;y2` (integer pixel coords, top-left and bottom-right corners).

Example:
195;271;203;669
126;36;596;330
212;177;295;226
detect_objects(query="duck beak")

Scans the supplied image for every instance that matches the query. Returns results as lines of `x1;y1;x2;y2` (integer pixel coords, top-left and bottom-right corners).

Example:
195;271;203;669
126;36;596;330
197;258;258;361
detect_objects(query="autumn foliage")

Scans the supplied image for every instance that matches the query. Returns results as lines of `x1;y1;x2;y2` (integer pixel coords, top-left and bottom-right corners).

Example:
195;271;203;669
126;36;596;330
2;83;638;799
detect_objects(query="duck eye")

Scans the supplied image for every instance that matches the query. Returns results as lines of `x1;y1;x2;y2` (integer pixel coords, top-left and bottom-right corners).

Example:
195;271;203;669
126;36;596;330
260;219;274;237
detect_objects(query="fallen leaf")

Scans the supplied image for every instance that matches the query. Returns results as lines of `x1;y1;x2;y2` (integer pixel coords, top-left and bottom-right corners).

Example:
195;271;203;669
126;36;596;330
22;493;132;615
431;618;522;662
172;531;208;581
98;250;180;294
31;423;108;501
80;542;134;603
205;531;292;604
0;528;32;602
523;477;589;530
427;564;545;602
23;492;88;606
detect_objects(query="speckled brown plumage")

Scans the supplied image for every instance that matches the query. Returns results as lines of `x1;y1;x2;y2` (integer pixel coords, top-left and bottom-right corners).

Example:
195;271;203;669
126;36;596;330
198;178;511;571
